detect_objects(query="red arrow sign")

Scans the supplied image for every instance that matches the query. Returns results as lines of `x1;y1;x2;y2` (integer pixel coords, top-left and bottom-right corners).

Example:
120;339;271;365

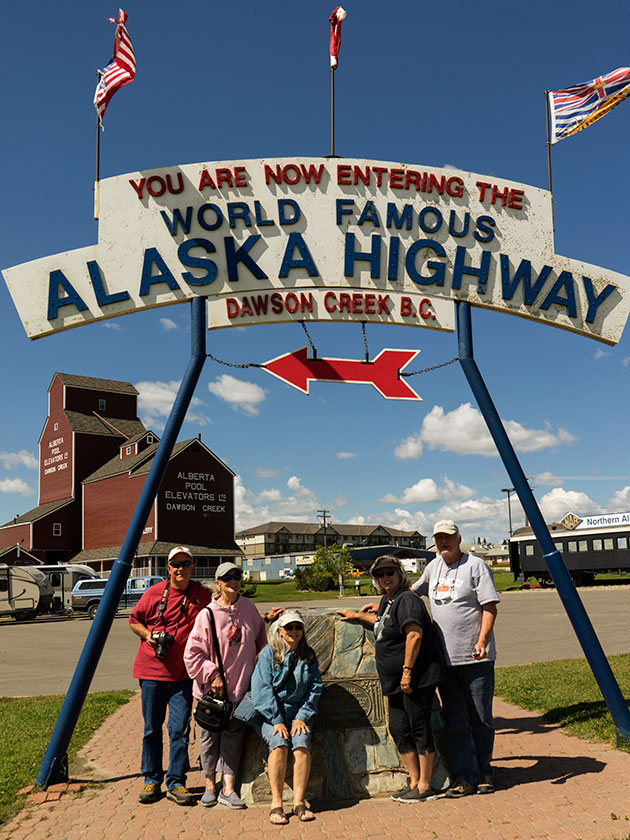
262;347;422;400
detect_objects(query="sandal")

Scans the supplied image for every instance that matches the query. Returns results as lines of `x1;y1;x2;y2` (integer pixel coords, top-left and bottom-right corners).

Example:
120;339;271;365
269;807;289;825
294;804;315;822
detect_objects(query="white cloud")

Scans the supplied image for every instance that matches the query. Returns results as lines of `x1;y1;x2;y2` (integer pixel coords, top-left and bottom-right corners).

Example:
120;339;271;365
234;474;320;531
594;348;609;360
394;433;423;460
255;488;283;502
538;488;600;521
382;478;440;505
255;467;279;478
102;322;121;330
0;450;38;470
208;374;266;416
623;357;630;367
135;380;209;431
607;486;630;512
413;403;576;457
287;475;316;499
381;476;475;505
334;492;348;507
336;451;357;460
0;478;34;497
534;471;564;487
160;317;178;331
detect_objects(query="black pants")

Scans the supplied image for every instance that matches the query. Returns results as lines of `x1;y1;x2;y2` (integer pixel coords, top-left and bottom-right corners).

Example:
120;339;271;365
387;685;436;755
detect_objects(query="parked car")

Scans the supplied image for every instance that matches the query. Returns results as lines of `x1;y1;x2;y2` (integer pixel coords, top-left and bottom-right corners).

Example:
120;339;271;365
71;575;164;618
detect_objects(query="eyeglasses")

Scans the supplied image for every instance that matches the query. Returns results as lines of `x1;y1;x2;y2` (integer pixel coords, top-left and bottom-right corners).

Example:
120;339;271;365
282;623;303;631
169;560;192;569
219;572;242;582
373;568;398;579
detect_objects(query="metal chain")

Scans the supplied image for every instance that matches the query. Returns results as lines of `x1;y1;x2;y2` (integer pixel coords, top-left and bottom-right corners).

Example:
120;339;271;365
361;322;369;362
300;321;317;356
400;357;459;377
206;353;262;369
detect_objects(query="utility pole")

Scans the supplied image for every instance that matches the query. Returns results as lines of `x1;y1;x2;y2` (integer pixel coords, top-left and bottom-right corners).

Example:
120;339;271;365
501;487;515;537
317;509;330;548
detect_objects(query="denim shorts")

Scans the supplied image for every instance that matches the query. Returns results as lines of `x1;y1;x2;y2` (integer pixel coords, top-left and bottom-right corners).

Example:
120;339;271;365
260;720;312;752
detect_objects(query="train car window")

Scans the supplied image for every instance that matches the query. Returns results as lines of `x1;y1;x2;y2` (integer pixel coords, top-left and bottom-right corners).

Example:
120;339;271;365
617;537;628;549
578;540;588;552
568;541;578;552
604;539;614;550
525;545;534;556
593;540;603;551
554;542;564;551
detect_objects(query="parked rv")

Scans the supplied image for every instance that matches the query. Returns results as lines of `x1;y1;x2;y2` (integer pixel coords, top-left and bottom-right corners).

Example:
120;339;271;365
0;564;54;620
399;557;427;575
15;563;100;614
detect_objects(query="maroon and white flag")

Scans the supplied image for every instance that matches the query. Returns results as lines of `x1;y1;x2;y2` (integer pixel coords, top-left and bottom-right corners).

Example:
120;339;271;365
94;9;136;127
329;6;347;69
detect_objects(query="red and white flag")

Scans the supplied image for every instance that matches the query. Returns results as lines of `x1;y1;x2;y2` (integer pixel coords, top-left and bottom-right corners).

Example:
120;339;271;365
329;6;347;69
94;9;136;127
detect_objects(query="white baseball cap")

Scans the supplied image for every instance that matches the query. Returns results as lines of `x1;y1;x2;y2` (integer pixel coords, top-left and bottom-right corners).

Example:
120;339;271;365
167;545;193;563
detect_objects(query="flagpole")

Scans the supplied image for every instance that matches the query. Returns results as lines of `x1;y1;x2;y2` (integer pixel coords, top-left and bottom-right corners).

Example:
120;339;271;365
94;70;102;221
545;89;555;232
331;67;336;157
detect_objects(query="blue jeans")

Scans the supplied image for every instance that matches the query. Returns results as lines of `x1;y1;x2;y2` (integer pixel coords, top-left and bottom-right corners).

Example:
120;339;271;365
440;662;494;785
139;678;193;789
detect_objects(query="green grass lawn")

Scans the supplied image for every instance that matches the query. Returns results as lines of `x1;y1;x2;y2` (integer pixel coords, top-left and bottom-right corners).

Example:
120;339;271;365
0;690;133;825
245;569;630;602
247;580;341;602
495;654;630;751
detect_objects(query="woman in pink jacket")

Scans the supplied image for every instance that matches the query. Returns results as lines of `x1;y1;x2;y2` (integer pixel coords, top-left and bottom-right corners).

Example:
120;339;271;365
184;562;280;809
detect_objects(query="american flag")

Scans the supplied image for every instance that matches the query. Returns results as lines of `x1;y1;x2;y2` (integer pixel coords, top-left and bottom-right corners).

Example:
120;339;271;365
94;9;136;127
550;67;630;144
329;6;347;70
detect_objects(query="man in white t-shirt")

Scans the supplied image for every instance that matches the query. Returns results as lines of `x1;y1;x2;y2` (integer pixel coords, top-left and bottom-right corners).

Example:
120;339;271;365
412;520;499;798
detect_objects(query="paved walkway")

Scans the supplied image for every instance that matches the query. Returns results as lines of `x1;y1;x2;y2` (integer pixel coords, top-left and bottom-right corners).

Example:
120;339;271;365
3;694;630;840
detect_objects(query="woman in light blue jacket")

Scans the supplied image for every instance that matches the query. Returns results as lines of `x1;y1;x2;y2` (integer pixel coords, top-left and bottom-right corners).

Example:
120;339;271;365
251;609;322;825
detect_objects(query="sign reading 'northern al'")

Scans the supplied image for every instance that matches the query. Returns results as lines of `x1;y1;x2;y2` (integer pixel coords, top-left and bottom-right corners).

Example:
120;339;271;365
3;157;628;343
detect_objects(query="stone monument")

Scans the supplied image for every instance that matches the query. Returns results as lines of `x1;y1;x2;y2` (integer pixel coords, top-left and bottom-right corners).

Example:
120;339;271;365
237;608;450;803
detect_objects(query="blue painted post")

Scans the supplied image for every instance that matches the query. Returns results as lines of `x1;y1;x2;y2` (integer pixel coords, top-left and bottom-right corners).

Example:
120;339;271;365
36;296;207;787
456;301;630;739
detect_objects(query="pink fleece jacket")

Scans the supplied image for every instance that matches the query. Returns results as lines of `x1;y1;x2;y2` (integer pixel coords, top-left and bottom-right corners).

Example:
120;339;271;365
183;595;268;704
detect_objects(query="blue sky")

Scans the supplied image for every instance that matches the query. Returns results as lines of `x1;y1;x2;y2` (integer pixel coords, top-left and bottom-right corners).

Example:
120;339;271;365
2;0;630;544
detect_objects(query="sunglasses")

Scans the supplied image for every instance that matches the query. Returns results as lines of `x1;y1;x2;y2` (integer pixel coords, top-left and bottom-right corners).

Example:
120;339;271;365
282;623;303;631
374;568;398;579
169;560;192;569
219;572;242;582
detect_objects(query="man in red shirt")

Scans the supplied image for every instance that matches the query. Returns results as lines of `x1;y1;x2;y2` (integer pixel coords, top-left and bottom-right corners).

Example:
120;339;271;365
129;546;212;805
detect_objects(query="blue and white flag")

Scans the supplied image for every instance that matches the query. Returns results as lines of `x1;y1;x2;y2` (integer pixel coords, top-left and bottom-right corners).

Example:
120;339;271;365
550;67;630;143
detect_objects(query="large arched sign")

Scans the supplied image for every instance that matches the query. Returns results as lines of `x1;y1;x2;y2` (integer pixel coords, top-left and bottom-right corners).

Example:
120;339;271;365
3;156;629;344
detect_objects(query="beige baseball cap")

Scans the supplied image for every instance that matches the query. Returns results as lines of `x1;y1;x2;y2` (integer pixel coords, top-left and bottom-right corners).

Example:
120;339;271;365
432;520;460;537
276;609;304;628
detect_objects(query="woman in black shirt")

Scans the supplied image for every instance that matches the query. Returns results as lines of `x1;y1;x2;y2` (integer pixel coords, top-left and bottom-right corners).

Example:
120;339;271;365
337;554;444;803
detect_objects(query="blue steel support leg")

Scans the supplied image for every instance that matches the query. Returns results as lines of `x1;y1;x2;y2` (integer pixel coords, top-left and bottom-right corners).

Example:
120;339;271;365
36;296;207;787
456;301;630;739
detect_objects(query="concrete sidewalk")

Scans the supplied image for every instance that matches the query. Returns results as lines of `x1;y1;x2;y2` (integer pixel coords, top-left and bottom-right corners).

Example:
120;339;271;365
3;693;630;840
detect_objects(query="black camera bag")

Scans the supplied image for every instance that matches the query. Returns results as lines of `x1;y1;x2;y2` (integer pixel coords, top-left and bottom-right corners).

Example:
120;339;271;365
193;606;233;732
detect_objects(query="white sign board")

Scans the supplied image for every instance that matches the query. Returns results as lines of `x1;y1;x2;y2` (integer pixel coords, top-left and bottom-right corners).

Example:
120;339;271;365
3;157;629;343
